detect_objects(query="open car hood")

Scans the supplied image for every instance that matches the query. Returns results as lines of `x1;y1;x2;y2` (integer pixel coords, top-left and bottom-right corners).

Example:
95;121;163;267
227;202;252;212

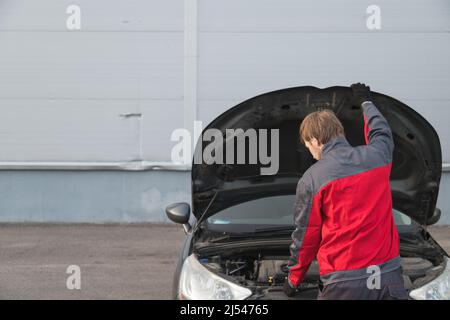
192;86;442;225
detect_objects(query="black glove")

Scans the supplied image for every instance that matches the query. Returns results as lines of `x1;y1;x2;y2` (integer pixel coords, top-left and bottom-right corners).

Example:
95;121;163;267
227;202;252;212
283;277;297;297
350;82;371;106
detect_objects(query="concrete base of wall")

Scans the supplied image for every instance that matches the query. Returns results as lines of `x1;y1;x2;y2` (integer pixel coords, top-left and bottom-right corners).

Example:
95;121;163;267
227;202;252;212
0;171;191;223
0;170;448;225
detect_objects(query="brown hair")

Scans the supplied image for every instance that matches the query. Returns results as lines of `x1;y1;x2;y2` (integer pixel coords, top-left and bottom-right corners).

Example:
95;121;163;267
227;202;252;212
299;110;345;145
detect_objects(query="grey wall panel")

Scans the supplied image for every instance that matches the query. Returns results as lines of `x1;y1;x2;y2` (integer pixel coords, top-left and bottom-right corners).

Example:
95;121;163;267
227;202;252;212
196;0;450;169
0;32;183;100
0;0;184;31
437;174;450;225
0;99;141;161
0;1;184;164
141;100;185;162
198;33;450;102
197;33;450;106
199;0;450;32
197;100;239;127
196;0;450;165
0;99;186;163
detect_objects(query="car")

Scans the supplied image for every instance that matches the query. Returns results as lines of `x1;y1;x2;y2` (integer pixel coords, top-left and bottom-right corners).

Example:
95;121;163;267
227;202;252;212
166;86;449;300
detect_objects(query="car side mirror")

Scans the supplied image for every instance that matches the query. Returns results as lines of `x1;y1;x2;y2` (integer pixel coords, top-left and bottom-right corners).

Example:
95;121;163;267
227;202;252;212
427;207;441;225
166;202;192;234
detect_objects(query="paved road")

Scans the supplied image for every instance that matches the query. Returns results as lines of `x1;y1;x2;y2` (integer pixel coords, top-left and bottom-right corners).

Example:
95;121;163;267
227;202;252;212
0;224;186;299
0;224;448;299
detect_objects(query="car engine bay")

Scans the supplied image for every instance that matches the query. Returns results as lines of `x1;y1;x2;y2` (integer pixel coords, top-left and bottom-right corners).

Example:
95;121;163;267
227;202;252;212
198;253;446;299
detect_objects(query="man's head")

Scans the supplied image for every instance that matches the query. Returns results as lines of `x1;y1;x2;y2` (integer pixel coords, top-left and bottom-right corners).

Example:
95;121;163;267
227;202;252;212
300;110;345;160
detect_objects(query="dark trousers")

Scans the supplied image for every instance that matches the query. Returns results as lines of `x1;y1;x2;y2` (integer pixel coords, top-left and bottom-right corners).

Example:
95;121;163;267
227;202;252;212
317;268;409;300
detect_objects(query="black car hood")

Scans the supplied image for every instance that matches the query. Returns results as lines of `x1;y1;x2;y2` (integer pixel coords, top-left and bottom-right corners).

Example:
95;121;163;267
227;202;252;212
192;86;442;225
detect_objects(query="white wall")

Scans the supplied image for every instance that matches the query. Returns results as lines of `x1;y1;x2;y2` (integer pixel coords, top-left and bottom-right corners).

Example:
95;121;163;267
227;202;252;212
196;0;450;162
0;1;449;166
0;0;184;164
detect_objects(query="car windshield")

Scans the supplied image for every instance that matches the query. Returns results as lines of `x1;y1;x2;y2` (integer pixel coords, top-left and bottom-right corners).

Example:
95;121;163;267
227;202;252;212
206;194;414;233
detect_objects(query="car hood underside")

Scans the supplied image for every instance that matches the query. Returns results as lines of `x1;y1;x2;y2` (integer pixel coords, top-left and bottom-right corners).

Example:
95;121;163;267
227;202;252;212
191;86;442;225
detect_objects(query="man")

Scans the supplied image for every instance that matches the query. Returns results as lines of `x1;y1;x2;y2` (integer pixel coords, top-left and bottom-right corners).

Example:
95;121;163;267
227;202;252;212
283;83;408;300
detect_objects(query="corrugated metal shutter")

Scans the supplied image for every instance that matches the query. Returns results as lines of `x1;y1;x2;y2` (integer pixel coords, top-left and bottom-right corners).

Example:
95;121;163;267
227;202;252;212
0;0;184;165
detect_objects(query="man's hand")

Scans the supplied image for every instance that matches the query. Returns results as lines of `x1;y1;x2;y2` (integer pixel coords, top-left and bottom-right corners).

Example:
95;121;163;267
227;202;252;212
351;82;371;106
283;277;297;297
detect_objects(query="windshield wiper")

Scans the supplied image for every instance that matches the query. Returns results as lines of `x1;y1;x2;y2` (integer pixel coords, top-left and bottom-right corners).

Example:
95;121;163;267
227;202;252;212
207;226;295;243
208;232;255;243
253;226;295;234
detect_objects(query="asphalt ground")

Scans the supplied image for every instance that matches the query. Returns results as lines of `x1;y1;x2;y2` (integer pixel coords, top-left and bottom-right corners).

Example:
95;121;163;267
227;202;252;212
0;224;448;299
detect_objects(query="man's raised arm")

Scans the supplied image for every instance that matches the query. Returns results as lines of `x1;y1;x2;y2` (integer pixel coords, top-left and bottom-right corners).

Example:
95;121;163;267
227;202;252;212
351;83;394;163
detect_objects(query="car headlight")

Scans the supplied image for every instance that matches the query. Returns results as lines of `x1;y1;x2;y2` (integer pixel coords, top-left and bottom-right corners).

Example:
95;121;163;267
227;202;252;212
178;254;252;300
409;257;450;300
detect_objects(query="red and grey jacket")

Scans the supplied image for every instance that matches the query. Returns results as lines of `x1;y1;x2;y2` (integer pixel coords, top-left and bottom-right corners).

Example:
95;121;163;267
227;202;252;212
288;101;401;287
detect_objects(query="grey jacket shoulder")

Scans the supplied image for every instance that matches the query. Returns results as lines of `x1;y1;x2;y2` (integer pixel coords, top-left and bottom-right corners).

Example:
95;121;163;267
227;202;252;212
297;160;333;195
298;140;391;196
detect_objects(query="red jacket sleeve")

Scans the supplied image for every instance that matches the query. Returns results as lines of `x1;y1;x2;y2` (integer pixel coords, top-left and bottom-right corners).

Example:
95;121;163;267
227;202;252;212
288;178;323;286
